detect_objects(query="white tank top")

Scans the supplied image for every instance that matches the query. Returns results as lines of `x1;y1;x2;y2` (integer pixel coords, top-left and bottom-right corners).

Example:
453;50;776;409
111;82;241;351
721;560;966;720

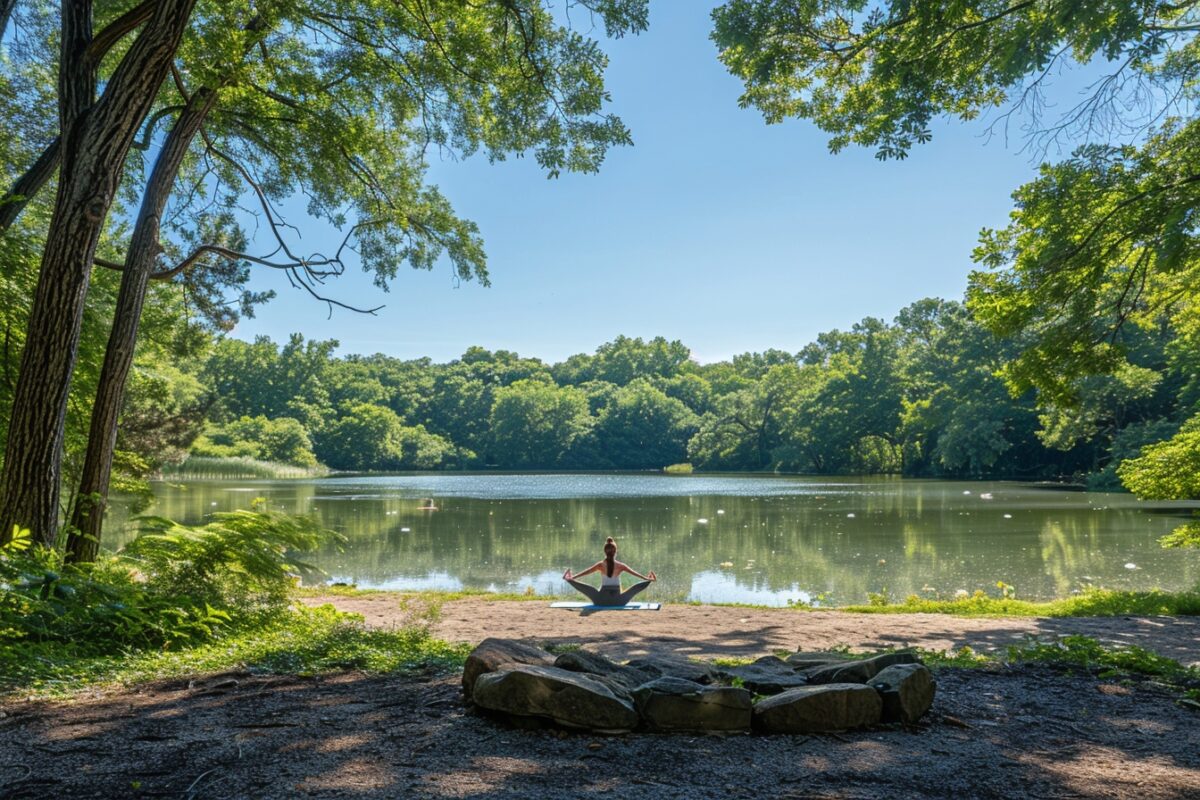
601;570;621;587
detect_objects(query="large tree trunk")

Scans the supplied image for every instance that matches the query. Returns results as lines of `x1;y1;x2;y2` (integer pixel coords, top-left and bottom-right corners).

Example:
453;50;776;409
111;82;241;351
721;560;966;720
66;89;215;562
0;0;196;546
0;0;17;41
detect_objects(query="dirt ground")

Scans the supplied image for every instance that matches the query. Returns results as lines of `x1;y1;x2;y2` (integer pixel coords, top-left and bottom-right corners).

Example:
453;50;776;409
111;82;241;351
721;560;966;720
3;664;1199;799
4;599;1200;799
308;594;1200;665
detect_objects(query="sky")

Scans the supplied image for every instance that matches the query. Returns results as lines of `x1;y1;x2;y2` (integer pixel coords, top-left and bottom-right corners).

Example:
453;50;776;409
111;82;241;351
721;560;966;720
229;2;1063;365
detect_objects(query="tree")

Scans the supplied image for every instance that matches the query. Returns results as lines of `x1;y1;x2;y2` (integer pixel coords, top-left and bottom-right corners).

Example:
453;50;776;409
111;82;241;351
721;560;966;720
1;0;650;550
1118;412;1200;547
712;0;1200;485
593;379;698;469
487;379;592;468
0;0;199;545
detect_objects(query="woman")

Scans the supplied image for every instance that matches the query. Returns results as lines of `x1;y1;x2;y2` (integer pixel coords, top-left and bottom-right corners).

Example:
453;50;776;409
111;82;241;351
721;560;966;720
563;537;656;606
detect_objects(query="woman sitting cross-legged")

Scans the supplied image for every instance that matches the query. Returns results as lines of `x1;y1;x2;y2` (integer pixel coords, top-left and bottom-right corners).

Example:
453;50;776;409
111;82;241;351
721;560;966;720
563;537;656;606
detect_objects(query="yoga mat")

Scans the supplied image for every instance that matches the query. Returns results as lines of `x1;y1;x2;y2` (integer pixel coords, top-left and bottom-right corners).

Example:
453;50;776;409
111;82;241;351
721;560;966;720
550;601;661;611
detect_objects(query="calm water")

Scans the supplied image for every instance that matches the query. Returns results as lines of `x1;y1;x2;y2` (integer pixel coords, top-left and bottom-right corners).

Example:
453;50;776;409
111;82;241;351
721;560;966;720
109;474;1200;606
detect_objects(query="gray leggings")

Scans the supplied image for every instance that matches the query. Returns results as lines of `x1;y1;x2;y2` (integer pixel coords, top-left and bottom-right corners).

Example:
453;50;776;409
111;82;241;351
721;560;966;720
567;578;652;607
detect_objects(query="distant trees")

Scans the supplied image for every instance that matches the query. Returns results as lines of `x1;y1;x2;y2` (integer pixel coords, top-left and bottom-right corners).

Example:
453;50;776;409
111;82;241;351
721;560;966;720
165;312;1191;485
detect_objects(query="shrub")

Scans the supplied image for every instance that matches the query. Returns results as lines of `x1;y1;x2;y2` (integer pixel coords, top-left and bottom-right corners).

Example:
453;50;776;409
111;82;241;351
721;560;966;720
122;507;343;614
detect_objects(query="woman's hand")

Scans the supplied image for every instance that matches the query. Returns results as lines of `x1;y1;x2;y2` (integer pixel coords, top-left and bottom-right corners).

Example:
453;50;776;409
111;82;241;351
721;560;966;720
563;569;573;581
648;571;657;582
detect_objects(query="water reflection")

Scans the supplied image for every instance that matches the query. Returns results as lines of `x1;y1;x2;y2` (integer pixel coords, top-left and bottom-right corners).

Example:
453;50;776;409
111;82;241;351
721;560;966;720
108;474;1200;606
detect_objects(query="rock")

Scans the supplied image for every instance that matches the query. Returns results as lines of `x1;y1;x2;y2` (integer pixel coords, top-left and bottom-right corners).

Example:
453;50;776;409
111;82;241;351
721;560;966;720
868;663;936;724
472;665;639;733
786;651;847;669
804;651;920;685
625;655;718;685
555;649;623;675
554;650;655;693
719;656;808;695
462;638;554;699
752;683;883;734
632;677;752;732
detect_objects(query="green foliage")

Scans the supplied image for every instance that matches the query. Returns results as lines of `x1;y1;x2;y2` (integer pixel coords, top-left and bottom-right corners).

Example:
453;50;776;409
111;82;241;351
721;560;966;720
712;1;1194;159
1007;635;1200;683
122;507;343;613
840;587;1200;618
315;403;459;471
0;541;231;654
194;415;319;466
162;455;328;480
487;379;593;468
2;605;470;697
0;507;347;696
710;1;1200;489
1119;413;1200;501
594;380;698;469
186;309;1194;483
1118;413;1200;546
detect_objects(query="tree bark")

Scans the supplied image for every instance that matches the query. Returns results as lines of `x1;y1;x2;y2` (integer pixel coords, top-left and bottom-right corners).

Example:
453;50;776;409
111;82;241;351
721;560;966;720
66;88;215;562
0;0;196;546
1;2;158;235
0;0;16;41
0;138;59;234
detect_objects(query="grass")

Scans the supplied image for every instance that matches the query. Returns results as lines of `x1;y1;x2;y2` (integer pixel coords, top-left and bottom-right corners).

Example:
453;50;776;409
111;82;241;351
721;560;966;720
838;587;1200;618
161;455;329;480
663;463;694;474
300;586;569;602
300;585;1200;618
0;604;469;699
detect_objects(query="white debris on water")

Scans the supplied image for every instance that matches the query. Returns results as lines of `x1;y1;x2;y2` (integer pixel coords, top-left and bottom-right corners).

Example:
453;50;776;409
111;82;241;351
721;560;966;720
846;513;855;518
979;492;994;500
716;509;725;515
1003;513;1013;519
697;518;709;524
1125;563;1139;570
400;527;410;532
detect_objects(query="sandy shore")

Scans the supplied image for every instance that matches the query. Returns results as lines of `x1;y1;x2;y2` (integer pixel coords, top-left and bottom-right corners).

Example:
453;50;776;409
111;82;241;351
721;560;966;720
304;593;1200;664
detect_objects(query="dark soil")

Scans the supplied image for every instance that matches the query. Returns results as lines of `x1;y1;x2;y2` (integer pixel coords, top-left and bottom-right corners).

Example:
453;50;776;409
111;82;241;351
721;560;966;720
2;663;1198;799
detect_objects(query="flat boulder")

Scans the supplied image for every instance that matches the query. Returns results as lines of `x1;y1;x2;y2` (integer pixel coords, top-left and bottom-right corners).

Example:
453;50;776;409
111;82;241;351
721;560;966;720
462;638;554;699
786;651;847;669
472;665;639;733
632;677;752;732
868;663;936;724
554;649;653;694
752;683;883;734
804;651;920;685
625;654;718;685
719;656;808;695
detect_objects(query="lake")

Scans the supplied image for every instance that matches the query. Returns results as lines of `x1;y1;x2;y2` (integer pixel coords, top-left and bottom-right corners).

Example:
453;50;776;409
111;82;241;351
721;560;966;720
110;474;1200;606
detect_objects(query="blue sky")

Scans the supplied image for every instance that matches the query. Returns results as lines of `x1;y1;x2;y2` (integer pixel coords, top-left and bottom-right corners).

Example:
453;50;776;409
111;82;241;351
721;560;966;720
231;2;1058;365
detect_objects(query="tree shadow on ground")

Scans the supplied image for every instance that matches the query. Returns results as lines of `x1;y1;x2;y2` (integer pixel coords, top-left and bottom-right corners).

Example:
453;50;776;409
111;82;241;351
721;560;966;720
3;661;1199;799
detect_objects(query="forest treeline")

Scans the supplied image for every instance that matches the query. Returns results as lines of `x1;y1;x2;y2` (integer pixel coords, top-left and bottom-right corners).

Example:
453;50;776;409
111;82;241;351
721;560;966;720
80;295;1192;487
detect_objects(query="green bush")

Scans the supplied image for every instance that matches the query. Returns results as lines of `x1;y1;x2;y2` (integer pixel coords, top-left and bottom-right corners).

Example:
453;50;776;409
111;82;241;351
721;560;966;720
0;509;341;659
122;507;343;614
0;530;231;652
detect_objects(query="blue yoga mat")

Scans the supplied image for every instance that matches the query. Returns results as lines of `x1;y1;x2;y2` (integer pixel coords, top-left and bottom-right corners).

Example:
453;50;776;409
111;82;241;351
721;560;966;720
550;601;661;611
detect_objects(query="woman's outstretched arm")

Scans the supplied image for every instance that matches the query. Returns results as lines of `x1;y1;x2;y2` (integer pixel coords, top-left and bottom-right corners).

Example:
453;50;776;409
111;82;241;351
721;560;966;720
564;561;603;580
619;562;656;581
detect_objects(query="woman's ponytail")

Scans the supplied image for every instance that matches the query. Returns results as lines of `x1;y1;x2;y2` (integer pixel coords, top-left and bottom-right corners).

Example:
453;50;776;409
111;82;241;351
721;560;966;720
604;537;617;577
